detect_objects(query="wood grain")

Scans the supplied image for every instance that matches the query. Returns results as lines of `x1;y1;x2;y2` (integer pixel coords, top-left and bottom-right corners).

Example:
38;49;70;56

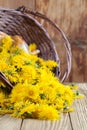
0;115;22;130
71;46;85;82
69;83;87;130
85;53;87;81
35;0;87;82
0;0;35;9
21;114;72;130
35;0;87;37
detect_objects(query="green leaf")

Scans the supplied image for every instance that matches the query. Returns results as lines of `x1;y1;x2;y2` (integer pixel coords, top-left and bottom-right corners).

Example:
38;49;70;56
40;93;46;99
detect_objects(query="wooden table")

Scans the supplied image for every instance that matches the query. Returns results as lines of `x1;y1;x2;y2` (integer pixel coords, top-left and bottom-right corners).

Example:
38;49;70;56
0;83;87;130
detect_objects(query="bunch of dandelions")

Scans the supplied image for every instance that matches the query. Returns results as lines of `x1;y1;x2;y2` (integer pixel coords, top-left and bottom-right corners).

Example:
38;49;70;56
0;35;84;120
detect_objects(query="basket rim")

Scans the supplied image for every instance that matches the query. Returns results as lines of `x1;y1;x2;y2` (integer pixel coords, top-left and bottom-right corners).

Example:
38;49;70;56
0;7;59;62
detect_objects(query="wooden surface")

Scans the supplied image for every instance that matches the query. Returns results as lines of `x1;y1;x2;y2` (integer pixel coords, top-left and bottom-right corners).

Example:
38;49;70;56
0;0;87;82
0;83;87;130
35;0;87;82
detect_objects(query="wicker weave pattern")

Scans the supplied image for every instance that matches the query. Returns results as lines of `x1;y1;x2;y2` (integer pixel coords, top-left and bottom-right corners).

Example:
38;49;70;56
0;6;71;82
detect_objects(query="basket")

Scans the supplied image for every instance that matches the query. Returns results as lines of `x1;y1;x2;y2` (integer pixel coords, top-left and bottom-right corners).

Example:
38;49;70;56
0;6;71;84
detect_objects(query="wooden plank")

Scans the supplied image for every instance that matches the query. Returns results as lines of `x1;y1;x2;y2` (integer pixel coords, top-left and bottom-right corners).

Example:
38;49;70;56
84;51;87;82
0;0;35;9
69;83;87;130
0;115;22;130
35;0;87;34
71;46;85;82
35;0;87;82
0;115;3;118
21;114;72;130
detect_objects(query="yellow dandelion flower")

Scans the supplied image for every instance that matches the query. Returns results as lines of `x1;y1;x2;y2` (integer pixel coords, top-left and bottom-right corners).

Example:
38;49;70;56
19;103;36;116
45;60;58;70
24;85;39;100
0;61;9;71
1;36;13;49
0;92;5;101
29;43;37;52
36;105;60;120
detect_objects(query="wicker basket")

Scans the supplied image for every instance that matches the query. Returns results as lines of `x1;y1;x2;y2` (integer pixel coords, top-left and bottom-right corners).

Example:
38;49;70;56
0;6;71;83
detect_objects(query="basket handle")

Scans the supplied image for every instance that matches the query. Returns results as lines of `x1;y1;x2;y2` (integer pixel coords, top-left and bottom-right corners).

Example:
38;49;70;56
0;72;13;92
16;6;72;82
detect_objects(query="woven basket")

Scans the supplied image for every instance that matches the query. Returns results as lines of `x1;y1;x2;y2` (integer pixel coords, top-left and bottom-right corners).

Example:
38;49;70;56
0;6;71;83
